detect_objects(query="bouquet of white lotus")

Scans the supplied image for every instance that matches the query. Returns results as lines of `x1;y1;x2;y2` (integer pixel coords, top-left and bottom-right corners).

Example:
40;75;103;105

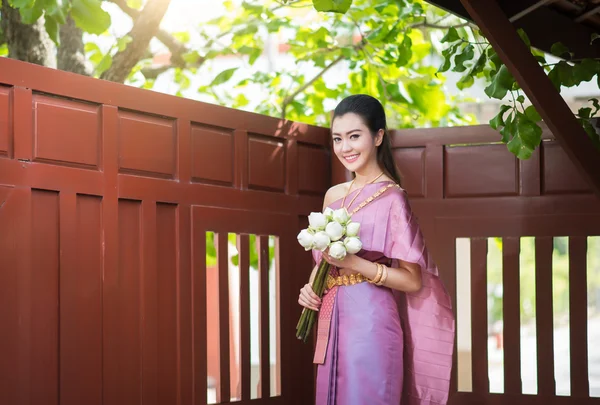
296;207;362;342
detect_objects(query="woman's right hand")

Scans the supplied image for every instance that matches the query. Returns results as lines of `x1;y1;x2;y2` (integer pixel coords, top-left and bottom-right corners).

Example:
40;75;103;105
298;283;321;311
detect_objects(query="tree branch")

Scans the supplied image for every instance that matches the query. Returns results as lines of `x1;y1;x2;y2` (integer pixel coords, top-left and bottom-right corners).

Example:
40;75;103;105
1;1;55;67
101;0;172;83
58;15;91;75
108;0;189;67
410;20;472;30
281;53;345;119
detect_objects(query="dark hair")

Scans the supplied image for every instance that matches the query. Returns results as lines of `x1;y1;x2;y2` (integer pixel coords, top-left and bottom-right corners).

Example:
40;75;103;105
332;94;402;186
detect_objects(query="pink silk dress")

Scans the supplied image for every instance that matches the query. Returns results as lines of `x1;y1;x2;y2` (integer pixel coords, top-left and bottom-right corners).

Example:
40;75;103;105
312;181;455;405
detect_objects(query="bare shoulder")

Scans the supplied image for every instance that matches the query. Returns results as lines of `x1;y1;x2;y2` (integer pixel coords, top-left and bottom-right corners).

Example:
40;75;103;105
323;182;351;209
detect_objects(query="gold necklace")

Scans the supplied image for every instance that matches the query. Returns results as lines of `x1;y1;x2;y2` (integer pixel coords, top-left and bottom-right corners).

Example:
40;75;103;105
341;171;385;211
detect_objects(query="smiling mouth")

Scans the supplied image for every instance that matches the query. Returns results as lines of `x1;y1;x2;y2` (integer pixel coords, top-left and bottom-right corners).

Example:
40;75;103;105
344;154;359;162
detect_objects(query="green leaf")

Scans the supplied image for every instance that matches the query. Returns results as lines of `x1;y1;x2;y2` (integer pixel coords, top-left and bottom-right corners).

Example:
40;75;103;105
441;26;460;43
517;28;531;47
572;59;600;83
234;93;250;107
172;32;191;43
249;48;262;65
453;44;474;73
580;119;600;149
396;34;412;67
489;104;512;130
499;112;515;143
210;68;238;86
72;0;111;35
242;1;264;15
524;105;542;123
438;43;459;73
590;98;600;116
516;94;525;103
95;53;112;76
548;60;579;89
312;0;352;14
514;112;542;151
578;107;592;119
550;42;572;59
8;0;34;8
19;1;44;24
591;33;600;45
0;44;8;57
45;14;60;45
116;35;133;52
126;0;143;9
484;65;515;100
456;73;474;90
470;52;487;77
487;48;502;71
507;134;533;160
174;69;191;90
45;0;68;24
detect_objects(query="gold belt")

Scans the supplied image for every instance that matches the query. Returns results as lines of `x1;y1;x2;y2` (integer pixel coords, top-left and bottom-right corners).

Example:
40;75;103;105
326;273;370;290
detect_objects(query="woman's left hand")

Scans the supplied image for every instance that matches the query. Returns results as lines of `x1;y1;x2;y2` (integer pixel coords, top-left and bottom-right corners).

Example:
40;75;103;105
322;250;357;269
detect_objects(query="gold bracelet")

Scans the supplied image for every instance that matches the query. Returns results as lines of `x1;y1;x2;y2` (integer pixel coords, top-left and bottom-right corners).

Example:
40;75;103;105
369;263;383;285
377;264;388;286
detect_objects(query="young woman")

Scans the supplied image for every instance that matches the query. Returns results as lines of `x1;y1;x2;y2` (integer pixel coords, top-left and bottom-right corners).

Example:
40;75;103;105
298;95;455;405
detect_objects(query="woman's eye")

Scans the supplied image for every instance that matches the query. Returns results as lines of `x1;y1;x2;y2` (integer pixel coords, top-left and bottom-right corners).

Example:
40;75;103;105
350;134;360;140
333;138;341;143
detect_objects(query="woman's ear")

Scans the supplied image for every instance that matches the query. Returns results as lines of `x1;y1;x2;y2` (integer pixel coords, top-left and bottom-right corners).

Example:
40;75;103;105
375;129;384;147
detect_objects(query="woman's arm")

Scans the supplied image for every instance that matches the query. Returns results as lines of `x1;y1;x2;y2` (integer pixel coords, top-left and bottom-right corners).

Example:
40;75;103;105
322;253;422;293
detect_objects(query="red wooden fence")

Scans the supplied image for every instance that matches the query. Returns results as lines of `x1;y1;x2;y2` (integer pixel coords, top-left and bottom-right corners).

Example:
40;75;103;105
384;125;600;405
0;57;325;405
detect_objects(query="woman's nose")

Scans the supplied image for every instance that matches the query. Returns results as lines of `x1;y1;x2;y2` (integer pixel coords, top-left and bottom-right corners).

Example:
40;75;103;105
340;140;352;152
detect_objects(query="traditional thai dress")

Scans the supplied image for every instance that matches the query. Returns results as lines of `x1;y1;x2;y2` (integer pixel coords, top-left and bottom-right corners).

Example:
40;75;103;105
313;181;455;405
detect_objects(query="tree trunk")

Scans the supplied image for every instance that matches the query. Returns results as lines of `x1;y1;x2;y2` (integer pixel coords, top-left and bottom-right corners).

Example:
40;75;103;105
1;2;55;68
101;0;172;83
58;15;91;76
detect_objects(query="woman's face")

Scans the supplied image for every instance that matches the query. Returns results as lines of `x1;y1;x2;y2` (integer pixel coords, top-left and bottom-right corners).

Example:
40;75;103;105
331;113;382;174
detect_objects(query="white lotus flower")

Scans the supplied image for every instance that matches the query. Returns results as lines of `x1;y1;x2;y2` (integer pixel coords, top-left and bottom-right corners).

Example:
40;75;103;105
308;212;328;231
332;208;350;225
323;207;334;220
344;237;362;254
325;221;344;241
297;229;314;250
346;221;360;237
312;231;331;251
329;241;347;260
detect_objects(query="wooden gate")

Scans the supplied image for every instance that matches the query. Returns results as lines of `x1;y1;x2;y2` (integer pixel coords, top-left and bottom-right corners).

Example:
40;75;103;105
388;125;600;405
0;57;325;405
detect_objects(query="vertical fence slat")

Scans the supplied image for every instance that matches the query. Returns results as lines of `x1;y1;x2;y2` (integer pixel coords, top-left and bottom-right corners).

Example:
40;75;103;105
192;223;207;405
33;191;59;405
569;236;589;397
503;237;522;394
142;200;158;405
15;188;33;405
258;235;271;398
238;235;251;401
535;237;555;396
101;105;120;404
470;238;489;393
273;236;281;396
217;232;230;403
177;205;193;405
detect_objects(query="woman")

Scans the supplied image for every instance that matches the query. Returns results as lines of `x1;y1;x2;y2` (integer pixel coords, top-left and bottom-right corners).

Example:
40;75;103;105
298;94;455;405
